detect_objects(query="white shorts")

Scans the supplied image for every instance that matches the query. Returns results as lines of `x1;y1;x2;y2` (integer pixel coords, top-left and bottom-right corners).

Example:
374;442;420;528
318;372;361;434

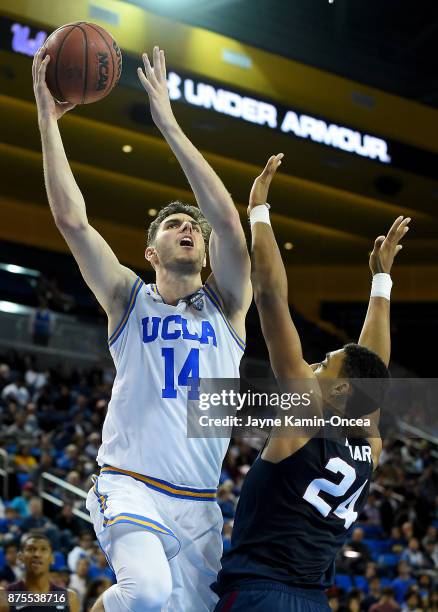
86;466;224;611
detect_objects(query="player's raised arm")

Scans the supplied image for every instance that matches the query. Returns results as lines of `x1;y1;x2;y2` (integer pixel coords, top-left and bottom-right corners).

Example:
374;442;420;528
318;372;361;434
358;216;411;366
137;47;251;324
33;46;135;321
249;155;313;380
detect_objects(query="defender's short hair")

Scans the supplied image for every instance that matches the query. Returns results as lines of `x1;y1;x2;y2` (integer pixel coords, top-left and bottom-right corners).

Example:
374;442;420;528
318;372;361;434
341;343;390;417
146;201;211;248
20;531;52;551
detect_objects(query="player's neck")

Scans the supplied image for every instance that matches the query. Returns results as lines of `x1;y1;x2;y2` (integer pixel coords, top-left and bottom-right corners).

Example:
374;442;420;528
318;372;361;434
25;574;51;592
155;270;202;305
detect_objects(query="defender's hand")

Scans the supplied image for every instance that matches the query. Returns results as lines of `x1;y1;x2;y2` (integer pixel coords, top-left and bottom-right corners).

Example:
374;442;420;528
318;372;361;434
32;47;76;122
369;216;411;275
137;46;176;131
248;153;283;216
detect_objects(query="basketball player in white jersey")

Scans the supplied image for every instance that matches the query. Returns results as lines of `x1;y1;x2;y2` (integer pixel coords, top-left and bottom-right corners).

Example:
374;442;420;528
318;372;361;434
33;45;251;611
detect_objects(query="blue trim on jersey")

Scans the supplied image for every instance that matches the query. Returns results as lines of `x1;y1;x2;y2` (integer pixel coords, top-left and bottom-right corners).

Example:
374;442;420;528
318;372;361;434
203;283;245;352
101;467;217;500
100;465;217;501
92;475;181;558
102;512;182;558
108;276;144;347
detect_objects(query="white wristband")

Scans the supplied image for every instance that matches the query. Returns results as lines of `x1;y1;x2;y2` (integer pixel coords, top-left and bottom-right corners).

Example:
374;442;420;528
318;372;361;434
371;273;392;300
249;204;271;227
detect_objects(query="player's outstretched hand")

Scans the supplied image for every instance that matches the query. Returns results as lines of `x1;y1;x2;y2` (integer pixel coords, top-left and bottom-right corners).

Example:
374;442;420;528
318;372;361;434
369;215;411;275
32;46;76;122
248;153;284;217
137;46;176;132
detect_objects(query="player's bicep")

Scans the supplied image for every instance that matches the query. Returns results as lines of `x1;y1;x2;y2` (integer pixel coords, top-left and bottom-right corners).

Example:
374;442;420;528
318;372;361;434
58;223;134;314
208;227;252;316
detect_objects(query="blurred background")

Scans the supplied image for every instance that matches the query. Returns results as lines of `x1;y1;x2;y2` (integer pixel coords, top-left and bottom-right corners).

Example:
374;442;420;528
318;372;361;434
0;0;438;609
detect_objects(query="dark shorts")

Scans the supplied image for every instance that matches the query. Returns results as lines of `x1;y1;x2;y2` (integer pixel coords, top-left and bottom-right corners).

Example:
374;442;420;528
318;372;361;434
214;581;331;612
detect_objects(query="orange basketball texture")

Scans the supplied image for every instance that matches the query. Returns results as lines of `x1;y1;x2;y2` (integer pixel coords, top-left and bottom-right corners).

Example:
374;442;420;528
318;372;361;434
44;22;122;104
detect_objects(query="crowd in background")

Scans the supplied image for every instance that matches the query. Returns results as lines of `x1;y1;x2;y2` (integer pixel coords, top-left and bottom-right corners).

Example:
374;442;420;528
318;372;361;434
0;350;437;610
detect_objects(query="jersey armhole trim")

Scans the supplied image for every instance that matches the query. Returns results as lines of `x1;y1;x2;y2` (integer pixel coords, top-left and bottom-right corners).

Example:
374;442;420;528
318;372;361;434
204;282;246;352
108;276;143;347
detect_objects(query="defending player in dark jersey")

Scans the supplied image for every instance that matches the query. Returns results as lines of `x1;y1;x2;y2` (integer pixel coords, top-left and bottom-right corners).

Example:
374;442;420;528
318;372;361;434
213;154;411;611
0;533;79;612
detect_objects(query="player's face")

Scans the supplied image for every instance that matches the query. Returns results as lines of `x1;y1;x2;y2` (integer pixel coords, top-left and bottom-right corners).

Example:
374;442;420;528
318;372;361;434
20;538;53;576
150;214;206;273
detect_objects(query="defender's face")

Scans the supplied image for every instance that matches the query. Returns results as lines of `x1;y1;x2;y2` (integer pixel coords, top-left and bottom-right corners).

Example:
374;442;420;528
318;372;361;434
148;214;206;272
20;538;53;576
311;349;349;413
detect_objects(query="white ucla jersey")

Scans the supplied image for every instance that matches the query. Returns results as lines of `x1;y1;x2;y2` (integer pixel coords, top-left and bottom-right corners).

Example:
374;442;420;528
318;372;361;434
97;278;244;489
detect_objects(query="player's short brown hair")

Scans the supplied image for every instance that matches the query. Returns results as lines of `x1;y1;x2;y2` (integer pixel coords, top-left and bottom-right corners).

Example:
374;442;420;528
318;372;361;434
146;201;211;248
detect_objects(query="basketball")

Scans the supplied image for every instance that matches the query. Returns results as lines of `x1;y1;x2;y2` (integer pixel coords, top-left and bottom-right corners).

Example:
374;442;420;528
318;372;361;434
43;22;122;105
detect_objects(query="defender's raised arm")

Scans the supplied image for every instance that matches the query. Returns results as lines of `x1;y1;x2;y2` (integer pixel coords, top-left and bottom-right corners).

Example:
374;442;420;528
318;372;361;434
248;154;313;380
33;47;135;324
358;216;411;366
138;47;251;326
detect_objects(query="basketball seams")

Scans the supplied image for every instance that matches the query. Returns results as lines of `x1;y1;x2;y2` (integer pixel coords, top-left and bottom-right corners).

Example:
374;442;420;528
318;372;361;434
54;26;77;103
85;23;116;93
45;21;119;105
75;24;88;105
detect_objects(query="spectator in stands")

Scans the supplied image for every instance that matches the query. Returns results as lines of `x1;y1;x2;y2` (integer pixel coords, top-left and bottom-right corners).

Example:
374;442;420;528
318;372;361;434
29;296;54;346
0;363;11;393
0;543;23;584
417;574;432;608
423;540;438;568
370;587;401;611
1;376;29;407
347;588;362;611
391;561;417;604
401;587;423;611
0;507;23;545
362;493;381;525
421;525;437;548
346;528;371;575
401;538;426;570
4;411;36;446
29;451;57;486
57;444;79;473
401;523;415;545
429;588;438;611
8;481;35;517
84;433;100;460
67;531;95;573
362;578;382;611
21;497;60;549
328;593;340;611
14;444;37;474
365;562;379;581
217;480;236;519
55;503;82;539
388;527;405;554
69;557;90;607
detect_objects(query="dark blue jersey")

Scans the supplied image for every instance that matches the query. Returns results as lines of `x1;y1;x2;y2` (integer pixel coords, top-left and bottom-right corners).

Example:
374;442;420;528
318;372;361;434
213;436;373;596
